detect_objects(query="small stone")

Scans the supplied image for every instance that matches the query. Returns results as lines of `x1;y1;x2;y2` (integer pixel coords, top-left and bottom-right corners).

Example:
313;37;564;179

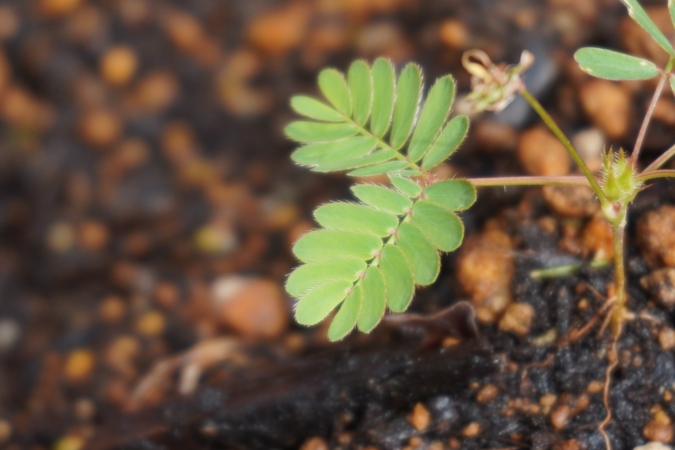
135;310;166;337
105;335;140;378
553;439;581;450
638;206;675;268
641;269;675;309
499;302;534;336
39;0;83;17
579;80;631;140
154;282;180;308
644;420;674;444
462;422;481;438
130;71;180;113
409;403;431;431
439;19;470;49
457;229;514;323
659;328;675;351
100;45;138;86
0;86;54;131
476;384;499;404
53;436;85;450
0;419;11;443
212;277;289;339
586;380;605;394
571;128;604;172
0;7;19;41
635;443;674;450
78;220;109;252
162;11;204;53
0;318;20;353
99;295;127;323
518;127;570;176
299;437;329;450
542;185;599;218
47;222;75;253
550;404;572;430
79;109;122;147
581;214;613;261
474;121;518;153
246;3;309;55
74;397;96;421
215;50;272;117
64;349;96;382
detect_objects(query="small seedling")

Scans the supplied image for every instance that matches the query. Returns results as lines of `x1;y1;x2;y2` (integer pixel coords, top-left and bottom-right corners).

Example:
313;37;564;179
284;0;675;445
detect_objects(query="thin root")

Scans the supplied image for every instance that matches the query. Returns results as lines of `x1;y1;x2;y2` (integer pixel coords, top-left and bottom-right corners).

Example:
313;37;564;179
598;328;621;450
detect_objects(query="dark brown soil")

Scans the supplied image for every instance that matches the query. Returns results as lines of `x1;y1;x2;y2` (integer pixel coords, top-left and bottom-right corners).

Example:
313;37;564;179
2;0;675;449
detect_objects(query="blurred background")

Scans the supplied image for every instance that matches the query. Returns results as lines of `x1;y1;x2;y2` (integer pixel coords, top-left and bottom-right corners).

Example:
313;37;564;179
1;0;674;448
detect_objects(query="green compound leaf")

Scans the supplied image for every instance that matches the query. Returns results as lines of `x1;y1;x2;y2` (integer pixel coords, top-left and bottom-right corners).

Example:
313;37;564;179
293;230;382;262
422;115;469;170
295;280;352;326
285;121;358;143
357;266;387;333
327;284;362;341
423;180;476;211
351;184;412;215
286;257;366;297
395;222;439;286
290;96;345;122
380;244;414;313
348;60;372;126
574;47;660;81
348;160;407;177
390;175;422;197
318;68;352;116
407;75;455;162
370;58;396;138
318;150;395;173
620;0;675;56
411;201;464;252
391;63;422;150
314;203;399;237
291;137;377;167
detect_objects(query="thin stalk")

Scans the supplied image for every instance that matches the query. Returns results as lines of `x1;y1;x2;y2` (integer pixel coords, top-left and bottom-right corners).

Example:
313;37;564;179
519;87;609;206
609;224;626;338
630;58;675;168
642;142;675;173
468;175;591;187
638;169;675;182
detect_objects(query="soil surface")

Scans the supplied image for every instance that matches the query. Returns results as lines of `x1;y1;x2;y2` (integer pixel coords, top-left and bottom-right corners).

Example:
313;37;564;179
2;0;675;449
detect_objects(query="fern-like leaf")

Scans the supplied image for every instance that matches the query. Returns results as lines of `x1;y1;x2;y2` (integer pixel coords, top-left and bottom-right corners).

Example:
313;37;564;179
285;59;476;340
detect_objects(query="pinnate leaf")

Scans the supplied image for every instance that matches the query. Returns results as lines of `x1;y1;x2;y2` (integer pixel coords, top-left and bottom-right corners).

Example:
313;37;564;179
348;60;372;126
574;47;660;80
380;244;414;313
291;137;377;167
293;230;381;262
407;75;455;162
357;266;387;333
391;64;422;150
285;121;358;143
347;160;407;177
295;280;352;326
290;96;345;122
351;184;412;215
314;203;399;237
286;257;366;297
390;175;422;197
423;180;476;211
327;285;362;341
318;149;395;173
411;201;464;252
370;58;396;138
422;115;469;170
620;0;674;56
395;222;439;286
318;68;352;115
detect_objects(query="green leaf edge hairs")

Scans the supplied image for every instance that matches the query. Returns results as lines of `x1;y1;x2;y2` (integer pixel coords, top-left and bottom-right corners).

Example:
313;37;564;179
285;0;675;447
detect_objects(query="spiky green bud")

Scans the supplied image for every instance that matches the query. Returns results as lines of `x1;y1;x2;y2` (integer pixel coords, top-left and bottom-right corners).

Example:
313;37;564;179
601;148;642;206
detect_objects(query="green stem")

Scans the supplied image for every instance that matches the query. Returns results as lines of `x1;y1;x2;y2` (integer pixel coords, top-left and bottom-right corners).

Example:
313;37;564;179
468;175;591;188
638;169;675;182
630;58;675;168
519;88;609;207
609;223;626;338
642;143;675;173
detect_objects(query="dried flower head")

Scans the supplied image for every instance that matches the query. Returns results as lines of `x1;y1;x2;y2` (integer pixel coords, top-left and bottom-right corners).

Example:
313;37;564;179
462;49;534;113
